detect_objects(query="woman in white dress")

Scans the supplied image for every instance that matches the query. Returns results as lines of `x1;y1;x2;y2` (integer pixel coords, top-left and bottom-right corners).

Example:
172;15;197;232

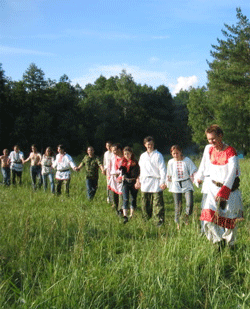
200;125;243;248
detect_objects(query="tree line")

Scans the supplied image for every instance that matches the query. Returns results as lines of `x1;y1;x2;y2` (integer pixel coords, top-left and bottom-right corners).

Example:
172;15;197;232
187;8;250;154
0;65;191;156
1;8;248;156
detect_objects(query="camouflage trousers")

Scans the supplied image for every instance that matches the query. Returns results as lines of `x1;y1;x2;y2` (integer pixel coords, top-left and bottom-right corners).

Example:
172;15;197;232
56;178;70;196
141;191;164;221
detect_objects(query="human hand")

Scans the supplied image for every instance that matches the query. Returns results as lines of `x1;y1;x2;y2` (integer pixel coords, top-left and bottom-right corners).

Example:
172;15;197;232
135;180;141;190
215;195;226;203
160;184;167;190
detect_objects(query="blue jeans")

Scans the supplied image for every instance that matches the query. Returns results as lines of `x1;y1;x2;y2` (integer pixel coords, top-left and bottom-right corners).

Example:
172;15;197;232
1;167;10;186
173;190;193;223
30;166;42;189
42;173;55;193
86;178;98;199
122;181;138;210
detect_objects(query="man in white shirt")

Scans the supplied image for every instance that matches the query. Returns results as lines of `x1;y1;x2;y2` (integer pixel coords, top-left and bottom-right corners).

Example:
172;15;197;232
53;144;77;196
9;145;24;185
135;136;167;226
103;141;113;203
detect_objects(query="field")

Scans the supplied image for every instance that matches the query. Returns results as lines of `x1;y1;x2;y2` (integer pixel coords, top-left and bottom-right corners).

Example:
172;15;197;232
0;158;249;308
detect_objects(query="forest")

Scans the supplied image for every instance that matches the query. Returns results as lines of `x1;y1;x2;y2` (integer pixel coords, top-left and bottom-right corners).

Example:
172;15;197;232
0;8;250;156
0;63;191;156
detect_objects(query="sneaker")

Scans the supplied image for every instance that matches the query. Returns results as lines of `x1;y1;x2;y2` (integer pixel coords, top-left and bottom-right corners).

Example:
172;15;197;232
123;216;128;224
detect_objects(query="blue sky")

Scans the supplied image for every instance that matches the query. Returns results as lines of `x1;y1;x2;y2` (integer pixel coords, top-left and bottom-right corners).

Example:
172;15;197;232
1;0;250;95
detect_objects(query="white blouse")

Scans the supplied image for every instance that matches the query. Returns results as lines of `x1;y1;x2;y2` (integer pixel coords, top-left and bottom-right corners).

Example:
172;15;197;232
167;157;197;193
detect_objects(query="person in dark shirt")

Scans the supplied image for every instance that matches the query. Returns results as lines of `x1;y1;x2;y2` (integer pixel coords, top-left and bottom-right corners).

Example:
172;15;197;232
77;146;104;199
119;146;140;223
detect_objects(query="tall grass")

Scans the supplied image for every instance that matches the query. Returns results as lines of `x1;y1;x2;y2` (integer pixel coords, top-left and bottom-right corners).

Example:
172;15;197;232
0;159;249;308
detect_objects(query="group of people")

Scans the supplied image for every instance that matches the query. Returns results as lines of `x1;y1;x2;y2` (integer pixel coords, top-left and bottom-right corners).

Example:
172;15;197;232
0;144;79;194
103;137;196;227
0;124;244;248
103;125;244;249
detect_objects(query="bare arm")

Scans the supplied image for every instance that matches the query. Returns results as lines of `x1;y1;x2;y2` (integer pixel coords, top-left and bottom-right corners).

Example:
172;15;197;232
23;154;31;164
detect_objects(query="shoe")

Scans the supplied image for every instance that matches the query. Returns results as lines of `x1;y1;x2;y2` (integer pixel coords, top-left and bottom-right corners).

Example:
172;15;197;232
157;219;164;227
123;216;128;224
117;209;123;216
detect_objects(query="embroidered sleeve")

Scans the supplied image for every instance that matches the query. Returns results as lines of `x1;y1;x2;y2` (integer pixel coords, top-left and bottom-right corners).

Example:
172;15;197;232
217;154;238;200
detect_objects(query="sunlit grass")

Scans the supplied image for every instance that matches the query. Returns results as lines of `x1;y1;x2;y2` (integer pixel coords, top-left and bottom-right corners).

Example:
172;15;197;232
0;159;249;308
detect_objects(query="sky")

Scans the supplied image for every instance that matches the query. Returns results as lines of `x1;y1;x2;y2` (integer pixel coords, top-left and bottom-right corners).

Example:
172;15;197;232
0;0;250;95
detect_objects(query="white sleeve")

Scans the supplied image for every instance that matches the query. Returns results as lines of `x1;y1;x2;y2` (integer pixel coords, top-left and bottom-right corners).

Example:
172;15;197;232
195;145;211;181
67;155;76;169
158;154;167;185
224;155;237;190
103;152;108;170
52;156;58;168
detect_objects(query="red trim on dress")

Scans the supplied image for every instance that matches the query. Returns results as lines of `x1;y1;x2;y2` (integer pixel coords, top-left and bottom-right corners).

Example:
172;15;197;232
209;146;237;165
114;156;123;170
108;185;122;195
217;185;231;200
200;209;236;229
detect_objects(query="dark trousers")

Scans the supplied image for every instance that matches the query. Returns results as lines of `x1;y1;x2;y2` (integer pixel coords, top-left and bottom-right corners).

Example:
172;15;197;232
11;169;22;185
86;178;98;199
122;181;138;210
56;178;70;195
173;190;193;223
112;191;122;211
30;166;43;189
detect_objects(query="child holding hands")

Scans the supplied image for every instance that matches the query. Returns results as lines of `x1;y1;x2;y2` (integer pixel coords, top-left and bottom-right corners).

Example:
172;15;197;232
167;145;197;229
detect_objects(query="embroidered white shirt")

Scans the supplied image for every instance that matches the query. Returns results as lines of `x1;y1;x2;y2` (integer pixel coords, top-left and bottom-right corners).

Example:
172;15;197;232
139;150;166;193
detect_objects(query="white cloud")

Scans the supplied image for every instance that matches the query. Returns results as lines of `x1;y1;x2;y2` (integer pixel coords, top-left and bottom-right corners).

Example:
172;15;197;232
72;64;169;89
72;65;201;96
169;75;198;95
0;45;55;56
149;57;160;63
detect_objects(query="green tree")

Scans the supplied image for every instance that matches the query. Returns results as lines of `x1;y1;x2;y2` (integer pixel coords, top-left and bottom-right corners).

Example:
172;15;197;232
23;63;47;91
172;90;192;148
79;71;175;152
0;64;8;148
187;87;215;147
207;7;250;151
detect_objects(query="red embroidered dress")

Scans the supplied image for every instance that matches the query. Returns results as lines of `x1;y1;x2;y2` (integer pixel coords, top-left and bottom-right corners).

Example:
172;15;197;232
108;155;123;195
200;145;243;232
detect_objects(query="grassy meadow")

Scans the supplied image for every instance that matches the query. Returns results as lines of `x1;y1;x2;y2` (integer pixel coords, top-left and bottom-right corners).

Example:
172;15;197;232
0;157;249;308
